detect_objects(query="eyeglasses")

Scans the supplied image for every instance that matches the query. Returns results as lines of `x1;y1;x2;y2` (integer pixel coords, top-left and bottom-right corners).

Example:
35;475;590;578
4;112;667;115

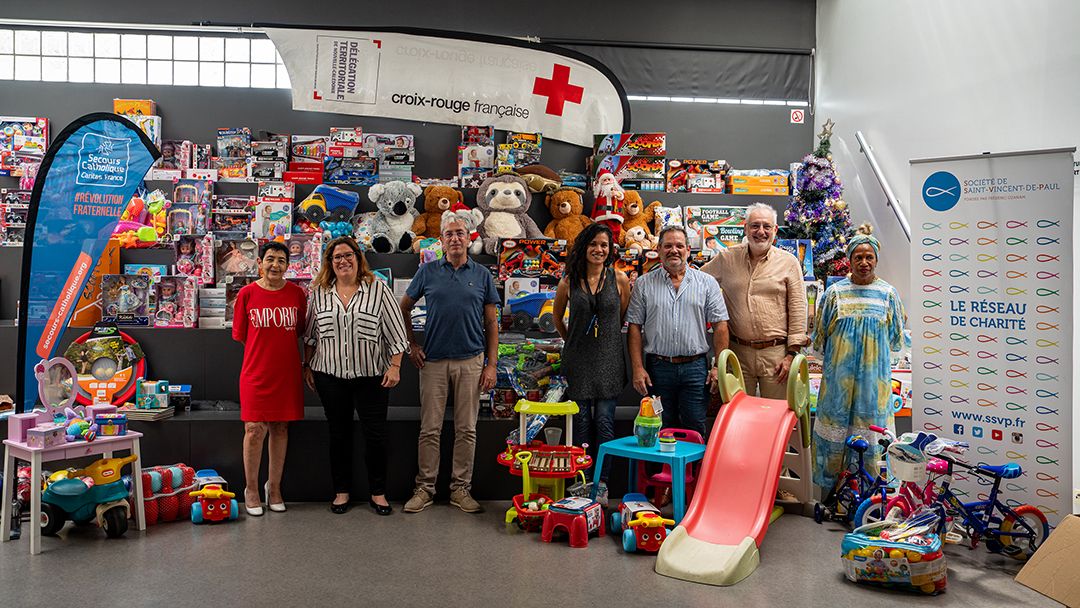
443;230;468;240
746;222;775;231
332;253;356;262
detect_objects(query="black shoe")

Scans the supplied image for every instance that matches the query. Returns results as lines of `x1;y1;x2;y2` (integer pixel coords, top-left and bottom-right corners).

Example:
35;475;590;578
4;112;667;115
330;500;351;515
369;498;393;516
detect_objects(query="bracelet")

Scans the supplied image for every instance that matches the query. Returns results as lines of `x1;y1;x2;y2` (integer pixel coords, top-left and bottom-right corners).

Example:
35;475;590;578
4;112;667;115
389;363;401;368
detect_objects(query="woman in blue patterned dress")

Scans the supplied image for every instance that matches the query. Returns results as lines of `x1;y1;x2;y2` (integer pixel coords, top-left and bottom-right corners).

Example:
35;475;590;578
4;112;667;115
812;224;906;491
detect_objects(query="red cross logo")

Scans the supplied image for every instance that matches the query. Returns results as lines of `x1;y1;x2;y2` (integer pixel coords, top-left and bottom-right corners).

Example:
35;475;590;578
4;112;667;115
532;64;584;116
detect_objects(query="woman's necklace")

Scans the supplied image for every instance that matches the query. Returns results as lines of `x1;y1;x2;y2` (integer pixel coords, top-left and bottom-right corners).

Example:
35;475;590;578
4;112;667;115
336;281;359;306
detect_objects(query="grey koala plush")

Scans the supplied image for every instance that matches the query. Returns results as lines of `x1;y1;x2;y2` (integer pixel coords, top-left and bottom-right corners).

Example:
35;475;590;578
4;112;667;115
368;180;422;253
476;173;543;254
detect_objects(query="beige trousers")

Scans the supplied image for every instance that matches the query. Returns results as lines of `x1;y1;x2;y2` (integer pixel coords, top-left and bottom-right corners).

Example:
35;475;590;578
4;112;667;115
731;343;788;400
415;354;483;494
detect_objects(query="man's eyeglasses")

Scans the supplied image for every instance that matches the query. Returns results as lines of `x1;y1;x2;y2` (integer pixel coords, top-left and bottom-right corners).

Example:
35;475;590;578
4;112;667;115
747;222;775;231
443;230;468;240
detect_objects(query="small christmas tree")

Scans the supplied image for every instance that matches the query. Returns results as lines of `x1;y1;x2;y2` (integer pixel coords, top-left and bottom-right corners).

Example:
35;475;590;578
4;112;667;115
784;119;854;280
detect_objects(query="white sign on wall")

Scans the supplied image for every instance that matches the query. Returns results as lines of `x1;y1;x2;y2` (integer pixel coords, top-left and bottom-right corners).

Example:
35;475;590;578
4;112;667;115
910;148;1074;525
265;28;629;148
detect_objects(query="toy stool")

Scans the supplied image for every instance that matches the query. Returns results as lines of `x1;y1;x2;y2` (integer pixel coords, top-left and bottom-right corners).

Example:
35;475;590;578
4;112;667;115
540;496;605;548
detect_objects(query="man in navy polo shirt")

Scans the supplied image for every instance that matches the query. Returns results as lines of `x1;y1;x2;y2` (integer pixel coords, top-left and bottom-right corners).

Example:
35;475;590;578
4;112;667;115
400;213;499;513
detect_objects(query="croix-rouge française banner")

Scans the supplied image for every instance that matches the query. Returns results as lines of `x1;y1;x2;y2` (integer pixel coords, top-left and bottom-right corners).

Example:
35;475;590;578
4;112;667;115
17;113;160;412
264;27;629;147
910;148;1073;525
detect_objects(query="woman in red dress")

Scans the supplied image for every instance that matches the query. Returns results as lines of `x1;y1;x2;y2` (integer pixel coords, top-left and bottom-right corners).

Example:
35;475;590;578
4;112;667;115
232;241;307;516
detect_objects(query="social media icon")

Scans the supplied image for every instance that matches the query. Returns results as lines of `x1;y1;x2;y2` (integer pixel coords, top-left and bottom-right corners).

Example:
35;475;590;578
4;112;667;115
1012;432;1024;444
992;429;1003;441
972;426;984;438
953;424;964;435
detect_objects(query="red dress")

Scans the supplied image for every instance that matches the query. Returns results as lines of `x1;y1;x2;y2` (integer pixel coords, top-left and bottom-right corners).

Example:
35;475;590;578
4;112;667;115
232;281;307;421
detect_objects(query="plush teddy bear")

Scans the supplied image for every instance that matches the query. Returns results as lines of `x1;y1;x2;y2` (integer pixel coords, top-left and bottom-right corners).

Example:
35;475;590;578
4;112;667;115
543;187;592;248
368;180;422;253
411;185;464;251
620;190;662;247
623;224;658;253
476;172;544;254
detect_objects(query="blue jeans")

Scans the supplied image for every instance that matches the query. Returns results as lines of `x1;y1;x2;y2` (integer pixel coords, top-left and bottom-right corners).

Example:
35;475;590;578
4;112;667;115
572;398;618;481
646;355;709;439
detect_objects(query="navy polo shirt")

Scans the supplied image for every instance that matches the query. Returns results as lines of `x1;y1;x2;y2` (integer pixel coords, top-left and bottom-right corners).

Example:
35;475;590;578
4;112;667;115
406;257;499;361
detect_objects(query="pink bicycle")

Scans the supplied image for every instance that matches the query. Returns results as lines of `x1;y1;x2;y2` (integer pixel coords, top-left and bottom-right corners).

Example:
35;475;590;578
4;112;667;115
851;425;949;526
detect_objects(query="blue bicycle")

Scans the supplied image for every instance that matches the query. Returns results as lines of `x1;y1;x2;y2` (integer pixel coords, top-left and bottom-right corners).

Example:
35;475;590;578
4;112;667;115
814;433;888;525
926;453;1049;560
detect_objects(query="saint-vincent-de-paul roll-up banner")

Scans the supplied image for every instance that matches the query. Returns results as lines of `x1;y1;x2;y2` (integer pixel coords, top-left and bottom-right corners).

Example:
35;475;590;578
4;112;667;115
16;113;160;412
264;27;630;147
910;147;1074;526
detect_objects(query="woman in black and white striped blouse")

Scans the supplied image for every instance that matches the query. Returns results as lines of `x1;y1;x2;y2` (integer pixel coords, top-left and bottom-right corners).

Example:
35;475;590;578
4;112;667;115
303;236;408;515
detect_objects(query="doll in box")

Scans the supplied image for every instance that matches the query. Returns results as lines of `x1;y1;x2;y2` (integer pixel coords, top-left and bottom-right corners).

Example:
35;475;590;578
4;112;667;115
216;238;259;279
101;274;151;325
153;276;198;328
284;233;322;279
175;235;211;283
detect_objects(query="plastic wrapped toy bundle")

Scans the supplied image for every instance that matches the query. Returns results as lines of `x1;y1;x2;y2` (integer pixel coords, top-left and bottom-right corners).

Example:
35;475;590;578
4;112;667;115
841;510;947;595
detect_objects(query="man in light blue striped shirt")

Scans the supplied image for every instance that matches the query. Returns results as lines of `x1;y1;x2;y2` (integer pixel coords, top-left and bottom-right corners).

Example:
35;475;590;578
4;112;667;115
627;226;729;438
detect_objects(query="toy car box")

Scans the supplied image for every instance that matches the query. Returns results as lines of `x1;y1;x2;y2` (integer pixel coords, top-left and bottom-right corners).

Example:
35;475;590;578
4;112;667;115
589;155;665;191
593;133;666;157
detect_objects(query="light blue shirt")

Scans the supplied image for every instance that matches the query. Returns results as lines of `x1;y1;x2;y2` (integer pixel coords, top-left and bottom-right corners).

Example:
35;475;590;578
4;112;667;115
626;266;728;357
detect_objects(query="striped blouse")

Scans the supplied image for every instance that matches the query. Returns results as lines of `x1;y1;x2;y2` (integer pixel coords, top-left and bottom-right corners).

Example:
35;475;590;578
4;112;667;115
303;279;409;379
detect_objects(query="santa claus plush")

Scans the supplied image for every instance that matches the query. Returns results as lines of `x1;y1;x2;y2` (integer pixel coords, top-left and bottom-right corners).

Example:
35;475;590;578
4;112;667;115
591;169;626;242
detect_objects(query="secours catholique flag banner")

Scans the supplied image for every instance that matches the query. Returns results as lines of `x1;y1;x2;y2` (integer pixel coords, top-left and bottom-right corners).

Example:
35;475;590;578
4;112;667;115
264;27;629;148
910;148;1074;525
17;113;160;412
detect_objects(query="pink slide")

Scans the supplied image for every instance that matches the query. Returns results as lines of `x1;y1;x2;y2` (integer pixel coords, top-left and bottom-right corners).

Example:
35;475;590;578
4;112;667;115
655;352;810;586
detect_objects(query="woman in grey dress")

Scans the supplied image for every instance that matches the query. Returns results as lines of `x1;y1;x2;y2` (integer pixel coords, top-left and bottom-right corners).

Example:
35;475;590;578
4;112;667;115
553;222;630;505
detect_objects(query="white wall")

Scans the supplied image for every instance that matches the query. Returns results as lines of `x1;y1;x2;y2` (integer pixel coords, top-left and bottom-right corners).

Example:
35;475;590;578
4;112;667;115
816;0;1080;512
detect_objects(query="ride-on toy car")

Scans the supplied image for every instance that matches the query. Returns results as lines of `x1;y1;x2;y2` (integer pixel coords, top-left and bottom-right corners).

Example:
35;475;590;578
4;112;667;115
40;455;137;539
190;484;239;524
610;492;674;553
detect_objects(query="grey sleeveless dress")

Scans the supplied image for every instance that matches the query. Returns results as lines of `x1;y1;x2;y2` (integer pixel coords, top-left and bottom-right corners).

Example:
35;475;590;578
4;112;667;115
563;267;626;400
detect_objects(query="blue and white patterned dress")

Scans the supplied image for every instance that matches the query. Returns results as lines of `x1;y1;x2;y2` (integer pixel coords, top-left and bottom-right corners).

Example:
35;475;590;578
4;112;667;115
812;277;906;490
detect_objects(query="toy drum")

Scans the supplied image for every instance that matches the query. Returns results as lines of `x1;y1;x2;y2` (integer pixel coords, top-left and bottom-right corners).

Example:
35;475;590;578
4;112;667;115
659;437;677;452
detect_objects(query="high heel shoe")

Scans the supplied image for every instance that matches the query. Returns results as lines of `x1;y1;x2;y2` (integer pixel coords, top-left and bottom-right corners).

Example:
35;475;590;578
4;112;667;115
244;489;264;517
368;497;392;516
265;481;286;513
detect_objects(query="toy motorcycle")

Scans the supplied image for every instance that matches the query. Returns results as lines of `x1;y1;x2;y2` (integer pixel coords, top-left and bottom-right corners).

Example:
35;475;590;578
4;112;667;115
40;455;136;539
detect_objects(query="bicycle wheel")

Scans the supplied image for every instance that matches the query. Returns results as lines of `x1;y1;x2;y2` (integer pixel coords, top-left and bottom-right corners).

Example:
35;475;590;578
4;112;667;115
854;494;905;527
999;505;1049;560
883;495;913;522
853;495;885;527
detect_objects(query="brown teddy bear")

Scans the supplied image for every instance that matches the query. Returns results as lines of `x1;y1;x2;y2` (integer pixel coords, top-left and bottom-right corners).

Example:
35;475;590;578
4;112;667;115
543;187;592;248
411;185;464;251
620;190;662;247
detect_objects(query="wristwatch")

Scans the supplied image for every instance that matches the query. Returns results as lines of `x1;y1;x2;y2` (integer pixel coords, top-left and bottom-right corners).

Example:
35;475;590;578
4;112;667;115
786;348;801;357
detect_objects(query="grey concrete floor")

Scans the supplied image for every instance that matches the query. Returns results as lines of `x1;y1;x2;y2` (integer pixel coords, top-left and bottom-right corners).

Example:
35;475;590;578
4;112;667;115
0;501;1059;607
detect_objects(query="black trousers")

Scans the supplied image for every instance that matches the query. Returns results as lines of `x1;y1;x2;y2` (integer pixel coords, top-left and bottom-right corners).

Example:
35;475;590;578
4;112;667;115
312;371;389;496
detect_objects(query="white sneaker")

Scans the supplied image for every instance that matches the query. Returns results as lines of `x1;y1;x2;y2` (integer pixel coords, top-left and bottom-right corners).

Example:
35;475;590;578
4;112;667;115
597;482;609;508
